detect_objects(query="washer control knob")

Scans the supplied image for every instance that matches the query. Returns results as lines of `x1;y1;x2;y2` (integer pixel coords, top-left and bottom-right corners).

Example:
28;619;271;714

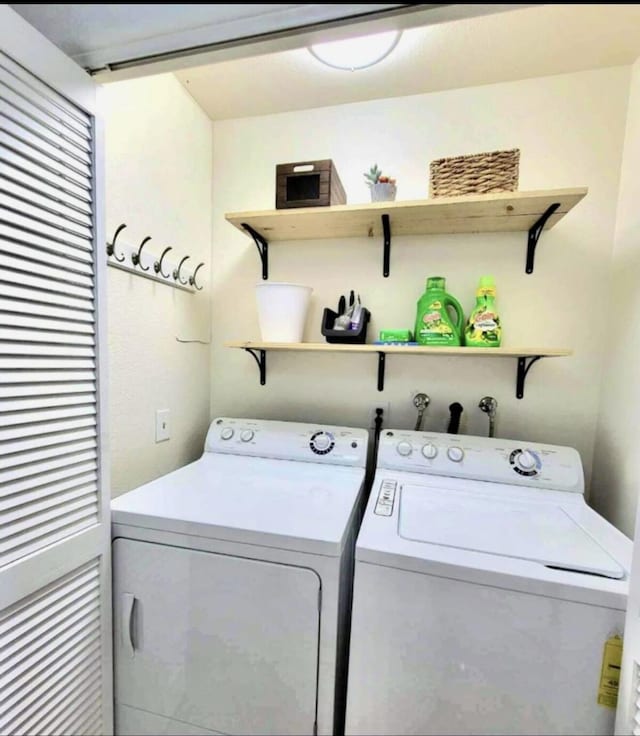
447;446;464;463
396;441;413;457
517;450;537;471
313;433;331;451
240;429;254;443
220;427;234;440
309;431;335;455
421;443;438;460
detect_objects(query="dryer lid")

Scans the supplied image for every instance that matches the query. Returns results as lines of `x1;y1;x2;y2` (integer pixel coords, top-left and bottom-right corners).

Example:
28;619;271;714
398;484;624;579
111;454;365;556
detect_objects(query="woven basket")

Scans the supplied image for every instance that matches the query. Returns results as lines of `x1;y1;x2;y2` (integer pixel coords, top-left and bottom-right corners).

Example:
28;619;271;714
429;148;520;197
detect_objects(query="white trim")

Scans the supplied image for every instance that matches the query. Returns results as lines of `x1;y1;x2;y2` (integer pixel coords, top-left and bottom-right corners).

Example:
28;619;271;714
93;84;114;736
0;4;96;113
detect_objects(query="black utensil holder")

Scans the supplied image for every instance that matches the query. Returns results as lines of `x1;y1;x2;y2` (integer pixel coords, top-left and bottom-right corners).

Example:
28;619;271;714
321;307;370;344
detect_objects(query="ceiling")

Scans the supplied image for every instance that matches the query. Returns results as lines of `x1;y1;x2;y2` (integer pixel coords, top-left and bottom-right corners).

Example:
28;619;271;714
9;3;408;71
175;4;640;121
9;4;534;79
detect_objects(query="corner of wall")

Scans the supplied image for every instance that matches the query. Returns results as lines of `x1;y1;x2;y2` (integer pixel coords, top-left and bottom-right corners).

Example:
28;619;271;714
591;56;640;537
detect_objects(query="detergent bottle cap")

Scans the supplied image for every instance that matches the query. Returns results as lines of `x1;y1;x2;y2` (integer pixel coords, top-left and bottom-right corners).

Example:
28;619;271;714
478;275;497;296
426;276;446;290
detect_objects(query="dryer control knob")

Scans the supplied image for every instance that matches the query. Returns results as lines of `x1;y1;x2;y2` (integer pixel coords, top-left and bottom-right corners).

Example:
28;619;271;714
421;443;438;460
220;427;234;440
517;450;537;471
396;441;413;457
447;446;464;463
240;429;254;443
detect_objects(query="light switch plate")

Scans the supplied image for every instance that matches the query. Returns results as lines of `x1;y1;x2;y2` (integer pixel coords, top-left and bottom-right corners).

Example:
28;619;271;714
156;409;170;442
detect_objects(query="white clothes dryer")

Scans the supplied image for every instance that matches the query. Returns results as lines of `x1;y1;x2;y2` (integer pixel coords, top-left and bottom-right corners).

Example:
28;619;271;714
345;429;631;736
111;418;368;736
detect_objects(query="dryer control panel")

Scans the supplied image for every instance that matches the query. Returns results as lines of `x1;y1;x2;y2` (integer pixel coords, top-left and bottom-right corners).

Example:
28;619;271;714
377;430;583;493
205;417;368;467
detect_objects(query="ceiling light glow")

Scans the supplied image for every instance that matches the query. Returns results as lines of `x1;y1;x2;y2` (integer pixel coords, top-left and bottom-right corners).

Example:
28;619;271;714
308;30;402;72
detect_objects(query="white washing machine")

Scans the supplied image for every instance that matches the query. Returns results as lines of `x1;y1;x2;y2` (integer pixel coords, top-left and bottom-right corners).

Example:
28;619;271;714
111;418;369;736
345;429;632;736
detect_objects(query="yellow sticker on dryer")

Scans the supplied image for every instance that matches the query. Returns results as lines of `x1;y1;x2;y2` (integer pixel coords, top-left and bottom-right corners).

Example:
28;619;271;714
597;635;622;708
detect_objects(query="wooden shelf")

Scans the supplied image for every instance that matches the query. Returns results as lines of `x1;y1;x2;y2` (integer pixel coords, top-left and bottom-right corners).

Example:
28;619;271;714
225;341;572;398
225;342;569;358
226;189;586;241
226;188;587;278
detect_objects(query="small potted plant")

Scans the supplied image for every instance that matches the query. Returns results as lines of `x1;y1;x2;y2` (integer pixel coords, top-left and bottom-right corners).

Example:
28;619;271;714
364;164;397;202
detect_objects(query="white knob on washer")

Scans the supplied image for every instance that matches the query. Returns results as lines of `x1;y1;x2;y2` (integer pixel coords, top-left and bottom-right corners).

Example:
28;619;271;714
220;427;234;440
447;446;464;462
517;450;537;471
396;441;413;457
240;429;254;443
422;443;438;460
313;433;331;451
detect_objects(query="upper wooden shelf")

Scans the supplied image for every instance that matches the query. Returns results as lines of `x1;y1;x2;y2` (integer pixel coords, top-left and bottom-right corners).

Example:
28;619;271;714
226;188;586;240
226;188;587;277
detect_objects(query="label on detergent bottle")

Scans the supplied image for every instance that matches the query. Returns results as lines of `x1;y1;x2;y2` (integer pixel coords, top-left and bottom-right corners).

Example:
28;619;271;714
420;301;454;339
597;635;622;708
472;310;498;333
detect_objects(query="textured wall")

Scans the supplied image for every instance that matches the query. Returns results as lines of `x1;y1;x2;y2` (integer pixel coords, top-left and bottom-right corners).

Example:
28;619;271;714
104;74;212;496
591;59;640;536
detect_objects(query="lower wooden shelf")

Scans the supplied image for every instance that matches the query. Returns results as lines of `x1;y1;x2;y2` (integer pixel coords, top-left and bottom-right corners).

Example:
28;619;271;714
225;341;572;398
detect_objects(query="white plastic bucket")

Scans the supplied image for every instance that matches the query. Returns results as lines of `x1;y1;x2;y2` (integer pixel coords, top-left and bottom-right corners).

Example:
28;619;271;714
255;282;313;343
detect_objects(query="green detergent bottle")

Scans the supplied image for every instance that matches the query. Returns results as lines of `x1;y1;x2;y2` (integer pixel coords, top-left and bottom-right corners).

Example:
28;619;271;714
414;277;464;346
464;275;502;347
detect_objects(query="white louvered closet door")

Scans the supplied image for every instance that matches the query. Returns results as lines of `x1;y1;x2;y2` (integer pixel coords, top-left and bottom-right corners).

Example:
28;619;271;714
0;7;112;736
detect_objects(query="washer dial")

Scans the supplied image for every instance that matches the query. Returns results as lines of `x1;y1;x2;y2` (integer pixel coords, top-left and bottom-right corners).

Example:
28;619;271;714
220;427;234;440
509;448;541;476
422;443;438;460
396;441;413;457
310;431;335;455
447;446;464;463
240;429;254;443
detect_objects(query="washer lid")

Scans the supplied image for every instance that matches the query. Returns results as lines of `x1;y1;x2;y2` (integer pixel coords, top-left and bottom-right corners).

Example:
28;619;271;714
399;484;624;579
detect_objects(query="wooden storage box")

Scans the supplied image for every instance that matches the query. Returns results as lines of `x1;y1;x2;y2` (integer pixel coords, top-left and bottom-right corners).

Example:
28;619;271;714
276;159;346;209
429;148;520;197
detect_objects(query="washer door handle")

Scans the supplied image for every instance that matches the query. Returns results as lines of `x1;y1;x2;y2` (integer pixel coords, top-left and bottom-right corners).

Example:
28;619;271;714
122;592;137;657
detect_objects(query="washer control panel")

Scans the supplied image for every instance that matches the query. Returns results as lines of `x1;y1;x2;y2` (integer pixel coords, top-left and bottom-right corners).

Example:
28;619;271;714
378;429;583;493
374;480;397;516
205;418;367;467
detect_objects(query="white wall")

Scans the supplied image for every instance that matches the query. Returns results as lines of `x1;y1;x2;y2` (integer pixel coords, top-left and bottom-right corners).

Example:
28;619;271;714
211;67;629;490
104;74;212;497
591;59;640;536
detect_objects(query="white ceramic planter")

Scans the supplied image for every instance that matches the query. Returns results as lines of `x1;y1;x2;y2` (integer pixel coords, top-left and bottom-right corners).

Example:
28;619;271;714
370;182;397;202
